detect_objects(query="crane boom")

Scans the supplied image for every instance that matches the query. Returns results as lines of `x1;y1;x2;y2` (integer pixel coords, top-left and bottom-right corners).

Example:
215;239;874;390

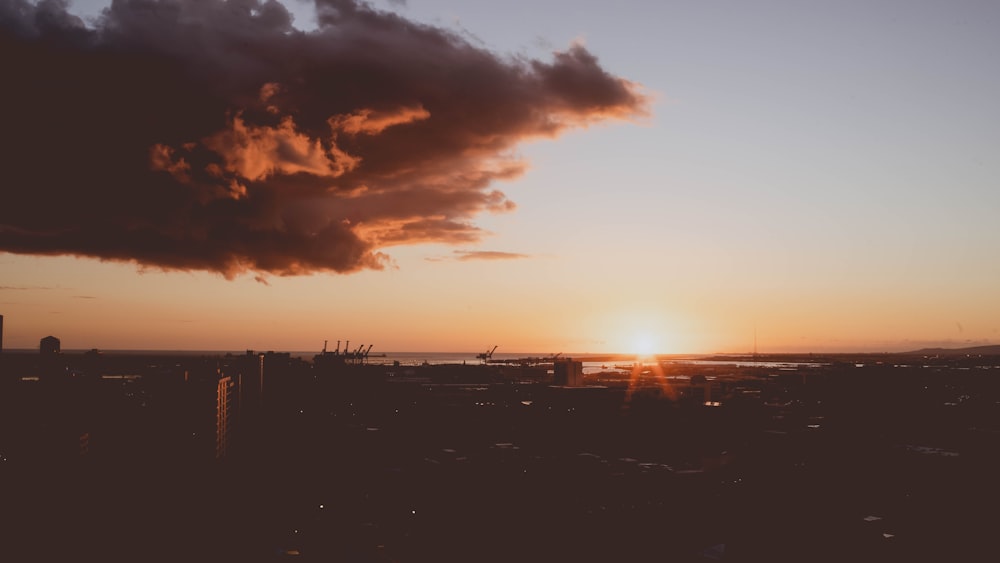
476;345;499;363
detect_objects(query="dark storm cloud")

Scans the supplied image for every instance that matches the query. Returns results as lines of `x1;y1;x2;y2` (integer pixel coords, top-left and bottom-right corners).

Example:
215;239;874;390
0;0;647;277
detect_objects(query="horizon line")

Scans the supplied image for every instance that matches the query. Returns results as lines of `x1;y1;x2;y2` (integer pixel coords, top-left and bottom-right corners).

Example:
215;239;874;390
2;346;996;356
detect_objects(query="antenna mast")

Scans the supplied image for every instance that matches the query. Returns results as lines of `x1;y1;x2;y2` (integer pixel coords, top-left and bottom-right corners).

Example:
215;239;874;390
753;326;758;364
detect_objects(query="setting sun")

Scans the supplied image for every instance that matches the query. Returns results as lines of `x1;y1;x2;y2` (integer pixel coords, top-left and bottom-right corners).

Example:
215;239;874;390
630;332;663;357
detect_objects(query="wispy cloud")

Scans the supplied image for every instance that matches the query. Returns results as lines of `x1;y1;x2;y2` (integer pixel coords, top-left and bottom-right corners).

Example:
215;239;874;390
0;0;647;278
426;250;531;262
453;250;531;262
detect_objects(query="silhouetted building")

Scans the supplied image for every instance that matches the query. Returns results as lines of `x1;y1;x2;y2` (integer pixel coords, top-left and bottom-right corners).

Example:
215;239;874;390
216;375;234;459
79;432;90;457
40;335;60;356
553;358;584;387
236;350;265;418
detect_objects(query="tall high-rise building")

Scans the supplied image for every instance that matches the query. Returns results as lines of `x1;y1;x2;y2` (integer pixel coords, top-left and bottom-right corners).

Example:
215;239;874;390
216;375;235;459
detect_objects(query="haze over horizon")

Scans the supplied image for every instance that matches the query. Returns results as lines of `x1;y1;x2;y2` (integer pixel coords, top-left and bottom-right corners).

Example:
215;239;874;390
2;0;998;355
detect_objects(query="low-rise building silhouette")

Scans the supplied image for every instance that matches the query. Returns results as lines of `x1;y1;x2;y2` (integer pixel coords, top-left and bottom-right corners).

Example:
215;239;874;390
40;335;60;356
553;358;583;386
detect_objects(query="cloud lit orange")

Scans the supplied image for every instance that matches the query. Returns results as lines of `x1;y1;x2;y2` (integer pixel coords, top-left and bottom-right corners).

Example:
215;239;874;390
0;0;648;278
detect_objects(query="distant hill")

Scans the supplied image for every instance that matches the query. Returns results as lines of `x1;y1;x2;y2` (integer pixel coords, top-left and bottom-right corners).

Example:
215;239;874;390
901;344;1000;356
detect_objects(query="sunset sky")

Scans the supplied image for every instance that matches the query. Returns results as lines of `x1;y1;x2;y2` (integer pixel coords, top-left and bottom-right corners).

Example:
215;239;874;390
2;0;998;355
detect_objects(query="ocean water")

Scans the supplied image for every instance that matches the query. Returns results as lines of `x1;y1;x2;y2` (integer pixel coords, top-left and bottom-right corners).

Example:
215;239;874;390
16;348;824;370
316;351;624;375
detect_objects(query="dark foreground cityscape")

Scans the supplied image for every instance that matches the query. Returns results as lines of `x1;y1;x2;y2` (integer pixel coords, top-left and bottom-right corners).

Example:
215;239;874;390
2;334;999;562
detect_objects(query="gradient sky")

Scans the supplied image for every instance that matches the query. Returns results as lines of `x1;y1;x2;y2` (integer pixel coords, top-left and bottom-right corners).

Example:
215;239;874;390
2;0;998;355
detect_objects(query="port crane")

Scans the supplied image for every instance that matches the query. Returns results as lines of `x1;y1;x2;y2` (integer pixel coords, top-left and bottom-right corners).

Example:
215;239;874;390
477;345;498;364
316;340;374;367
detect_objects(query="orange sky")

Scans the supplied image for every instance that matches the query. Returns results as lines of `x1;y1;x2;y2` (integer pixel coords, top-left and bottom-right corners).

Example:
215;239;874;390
2;1;999;355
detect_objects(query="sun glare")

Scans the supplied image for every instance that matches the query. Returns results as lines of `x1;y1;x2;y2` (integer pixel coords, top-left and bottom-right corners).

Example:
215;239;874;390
605;311;680;358
631;332;659;358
